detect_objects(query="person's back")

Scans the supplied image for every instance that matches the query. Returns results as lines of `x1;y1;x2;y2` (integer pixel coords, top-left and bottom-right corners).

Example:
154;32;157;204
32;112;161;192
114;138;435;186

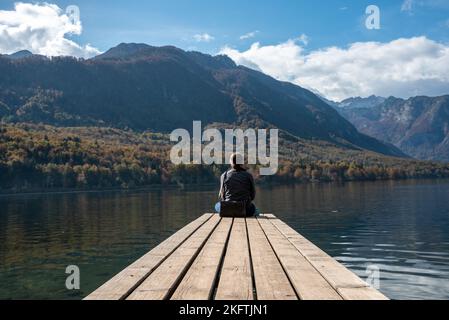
220;169;255;203
217;153;257;216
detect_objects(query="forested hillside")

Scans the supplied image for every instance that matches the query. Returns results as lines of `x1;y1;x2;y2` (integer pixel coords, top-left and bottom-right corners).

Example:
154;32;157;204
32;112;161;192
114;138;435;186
0;43;403;157
1;123;447;192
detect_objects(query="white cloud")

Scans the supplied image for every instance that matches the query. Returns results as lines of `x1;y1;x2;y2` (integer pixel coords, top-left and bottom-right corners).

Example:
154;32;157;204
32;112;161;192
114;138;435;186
0;2;100;58
220;36;449;101
401;0;414;12
401;0;449;12
240;31;259;40
193;33;214;42
295;33;309;46
418;0;449;9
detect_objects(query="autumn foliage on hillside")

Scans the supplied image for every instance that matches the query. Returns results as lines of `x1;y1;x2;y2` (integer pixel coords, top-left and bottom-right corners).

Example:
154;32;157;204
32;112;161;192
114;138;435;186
1;123;448;192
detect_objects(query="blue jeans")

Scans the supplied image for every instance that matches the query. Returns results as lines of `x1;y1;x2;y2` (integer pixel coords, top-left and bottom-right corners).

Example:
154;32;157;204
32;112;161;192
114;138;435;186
214;202;259;217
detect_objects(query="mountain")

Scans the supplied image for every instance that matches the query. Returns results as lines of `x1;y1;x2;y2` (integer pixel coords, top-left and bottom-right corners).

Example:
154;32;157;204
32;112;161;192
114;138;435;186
338;95;386;110
93;43;155;60
339;95;449;161
3;50;34;60
319;95;386;110
0;43;404;157
317;95;340;109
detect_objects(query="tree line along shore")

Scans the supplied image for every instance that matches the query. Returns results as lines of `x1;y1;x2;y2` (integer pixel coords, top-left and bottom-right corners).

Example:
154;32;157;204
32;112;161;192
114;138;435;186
1;123;449;192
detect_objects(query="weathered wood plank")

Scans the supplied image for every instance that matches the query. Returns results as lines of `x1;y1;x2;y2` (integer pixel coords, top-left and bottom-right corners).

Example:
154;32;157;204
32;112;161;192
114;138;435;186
338;287;389;300
87;213;388;301
215;218;253;300
265;214;367;288
171;218;233;300
246;218;297;300
85;213;213;300
265;214;388;300
258;216;342;300
127;215;221;300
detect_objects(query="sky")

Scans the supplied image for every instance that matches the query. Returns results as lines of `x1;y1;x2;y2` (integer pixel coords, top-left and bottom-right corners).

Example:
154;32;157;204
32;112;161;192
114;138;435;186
0;0;449;100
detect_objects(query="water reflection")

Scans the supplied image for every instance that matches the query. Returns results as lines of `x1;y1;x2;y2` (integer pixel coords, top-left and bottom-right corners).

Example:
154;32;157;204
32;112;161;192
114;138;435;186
0;179;448;300
258;180;449;300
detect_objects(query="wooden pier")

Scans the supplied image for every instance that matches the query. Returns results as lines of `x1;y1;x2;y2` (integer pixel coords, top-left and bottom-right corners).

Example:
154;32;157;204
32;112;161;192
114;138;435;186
85;214;388;300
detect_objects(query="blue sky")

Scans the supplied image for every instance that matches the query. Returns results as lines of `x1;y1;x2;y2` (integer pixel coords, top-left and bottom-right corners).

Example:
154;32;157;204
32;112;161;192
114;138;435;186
1;0;449;99
1;0;448;53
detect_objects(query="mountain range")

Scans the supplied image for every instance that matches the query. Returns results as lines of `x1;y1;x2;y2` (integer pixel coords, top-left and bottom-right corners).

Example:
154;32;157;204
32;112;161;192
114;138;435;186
337;95;386;110
0;43;404;158
336;95;449;161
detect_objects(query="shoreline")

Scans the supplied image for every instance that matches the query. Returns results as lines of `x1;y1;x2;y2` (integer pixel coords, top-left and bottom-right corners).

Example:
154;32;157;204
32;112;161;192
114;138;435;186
0;183;215;197
2;176;449;197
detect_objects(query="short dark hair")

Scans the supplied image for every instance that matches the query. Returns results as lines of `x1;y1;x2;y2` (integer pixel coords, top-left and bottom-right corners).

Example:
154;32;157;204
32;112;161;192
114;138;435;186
230;153;244;170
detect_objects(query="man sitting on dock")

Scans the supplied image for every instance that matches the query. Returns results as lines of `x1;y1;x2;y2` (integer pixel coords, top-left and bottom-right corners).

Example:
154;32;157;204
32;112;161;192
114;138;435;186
215;153;257;217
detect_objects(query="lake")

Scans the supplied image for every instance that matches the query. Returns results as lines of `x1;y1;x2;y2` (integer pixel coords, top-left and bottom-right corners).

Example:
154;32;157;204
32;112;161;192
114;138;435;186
1;179;449;300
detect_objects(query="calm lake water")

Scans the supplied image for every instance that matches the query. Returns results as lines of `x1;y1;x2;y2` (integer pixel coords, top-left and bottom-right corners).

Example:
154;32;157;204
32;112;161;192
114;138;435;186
1;179;449;300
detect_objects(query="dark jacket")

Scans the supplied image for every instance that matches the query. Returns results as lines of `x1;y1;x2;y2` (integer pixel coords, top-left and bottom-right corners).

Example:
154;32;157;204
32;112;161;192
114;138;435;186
219;169;256;203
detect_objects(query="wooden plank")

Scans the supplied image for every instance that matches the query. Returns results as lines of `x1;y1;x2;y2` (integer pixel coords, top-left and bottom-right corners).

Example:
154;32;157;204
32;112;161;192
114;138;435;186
265;214;367;288
246;218;297;300
265;214;388;300
127;215;221;300
257;216;342;300
338;287;389;300
215;218;253;300
84;213;213;300
171;218;233;300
